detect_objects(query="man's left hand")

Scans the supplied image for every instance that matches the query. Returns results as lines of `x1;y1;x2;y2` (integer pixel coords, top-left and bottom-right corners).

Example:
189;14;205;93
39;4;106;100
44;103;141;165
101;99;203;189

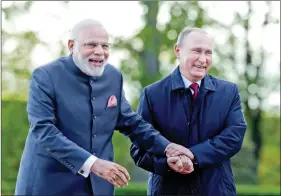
165;143;194;160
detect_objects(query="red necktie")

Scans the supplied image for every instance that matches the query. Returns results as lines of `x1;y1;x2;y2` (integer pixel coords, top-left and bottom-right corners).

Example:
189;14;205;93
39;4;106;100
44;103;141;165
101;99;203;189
190;83;199;101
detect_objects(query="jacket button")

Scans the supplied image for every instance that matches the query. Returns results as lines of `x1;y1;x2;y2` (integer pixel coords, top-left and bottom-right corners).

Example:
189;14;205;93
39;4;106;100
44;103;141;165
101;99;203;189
94;116;97;119
192;189;197;194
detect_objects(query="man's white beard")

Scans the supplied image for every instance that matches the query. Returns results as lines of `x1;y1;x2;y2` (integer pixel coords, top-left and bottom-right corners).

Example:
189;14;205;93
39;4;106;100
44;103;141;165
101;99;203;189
72;47;107;77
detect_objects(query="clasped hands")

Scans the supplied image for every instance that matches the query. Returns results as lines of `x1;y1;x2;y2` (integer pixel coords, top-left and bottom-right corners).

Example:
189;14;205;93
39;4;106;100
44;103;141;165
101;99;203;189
165;143;195;175
90;143;194;188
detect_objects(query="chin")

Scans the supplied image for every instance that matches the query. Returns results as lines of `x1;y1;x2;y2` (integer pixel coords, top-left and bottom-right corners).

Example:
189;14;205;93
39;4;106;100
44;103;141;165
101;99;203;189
87;63;106;77
192;71;205;76
192;73;206;80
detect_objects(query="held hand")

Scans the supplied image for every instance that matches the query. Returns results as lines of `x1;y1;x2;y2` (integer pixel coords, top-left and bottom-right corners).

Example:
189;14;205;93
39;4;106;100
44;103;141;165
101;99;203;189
167;155;194;174
165;143;194;160
179;155;194;174
91;159;130;187
167;156;184;173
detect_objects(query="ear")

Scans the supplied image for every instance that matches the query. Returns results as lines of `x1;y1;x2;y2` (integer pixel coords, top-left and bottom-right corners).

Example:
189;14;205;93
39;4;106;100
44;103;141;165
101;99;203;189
68;40;74;54
174;44;180;58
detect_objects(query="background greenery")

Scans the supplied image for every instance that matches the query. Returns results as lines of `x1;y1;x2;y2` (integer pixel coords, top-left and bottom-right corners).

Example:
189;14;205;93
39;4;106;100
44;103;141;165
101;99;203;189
2;99;280;194
115;183;281;196
2;1;280;195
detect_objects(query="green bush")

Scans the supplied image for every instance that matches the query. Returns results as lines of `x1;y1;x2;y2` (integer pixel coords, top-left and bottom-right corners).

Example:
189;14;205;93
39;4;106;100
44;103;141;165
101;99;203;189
115;183;280;196
2;100;30;194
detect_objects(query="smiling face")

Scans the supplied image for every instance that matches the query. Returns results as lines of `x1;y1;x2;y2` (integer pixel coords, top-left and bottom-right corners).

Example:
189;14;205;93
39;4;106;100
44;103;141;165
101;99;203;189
174;30;213;82
68;25;110;76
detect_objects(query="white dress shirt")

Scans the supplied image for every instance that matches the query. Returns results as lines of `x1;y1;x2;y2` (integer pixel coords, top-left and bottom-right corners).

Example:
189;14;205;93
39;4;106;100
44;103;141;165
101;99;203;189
78;155;98;178
181;75;201;94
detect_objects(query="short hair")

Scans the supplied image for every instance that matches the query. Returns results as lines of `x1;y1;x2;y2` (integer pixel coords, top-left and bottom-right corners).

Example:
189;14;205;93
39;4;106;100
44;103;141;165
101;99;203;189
176;27;209;47
70;19;104;40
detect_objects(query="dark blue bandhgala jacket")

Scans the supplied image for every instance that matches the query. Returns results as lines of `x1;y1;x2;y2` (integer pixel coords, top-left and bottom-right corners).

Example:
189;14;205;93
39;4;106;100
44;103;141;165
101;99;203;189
15;55;171;196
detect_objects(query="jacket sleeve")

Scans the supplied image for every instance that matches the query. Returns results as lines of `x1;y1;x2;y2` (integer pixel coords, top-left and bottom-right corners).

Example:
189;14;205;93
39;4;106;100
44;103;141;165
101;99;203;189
27;67;92;174
189;84;247;168
115;77;171;157
128;88;172;176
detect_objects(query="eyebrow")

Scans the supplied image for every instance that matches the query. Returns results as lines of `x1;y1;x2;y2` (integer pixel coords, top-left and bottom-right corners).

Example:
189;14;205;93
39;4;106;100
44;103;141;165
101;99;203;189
84;40;109;44
191;47;212;52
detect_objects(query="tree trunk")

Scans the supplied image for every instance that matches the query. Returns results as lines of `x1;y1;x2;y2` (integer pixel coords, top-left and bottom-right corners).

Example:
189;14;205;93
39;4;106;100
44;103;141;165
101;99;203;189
140;1;160;86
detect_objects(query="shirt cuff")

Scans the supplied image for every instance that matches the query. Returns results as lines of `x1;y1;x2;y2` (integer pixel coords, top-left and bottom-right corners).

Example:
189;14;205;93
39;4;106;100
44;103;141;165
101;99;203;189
78;155;98;178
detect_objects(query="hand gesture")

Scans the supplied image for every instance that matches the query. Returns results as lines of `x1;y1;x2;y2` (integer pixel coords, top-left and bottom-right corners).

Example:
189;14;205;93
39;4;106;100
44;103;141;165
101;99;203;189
167;155;194;174
179;155;194;174
91;159;130;187
167;156;184;173
165;143;194;160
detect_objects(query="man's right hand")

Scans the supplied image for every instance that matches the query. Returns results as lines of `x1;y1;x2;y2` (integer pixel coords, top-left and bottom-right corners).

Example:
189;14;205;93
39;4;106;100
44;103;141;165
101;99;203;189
165;143;194;159
91;159;130;187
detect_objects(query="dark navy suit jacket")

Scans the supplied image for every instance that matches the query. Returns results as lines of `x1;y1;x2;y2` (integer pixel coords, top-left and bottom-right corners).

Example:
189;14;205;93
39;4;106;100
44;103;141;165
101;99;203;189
130;67;247;196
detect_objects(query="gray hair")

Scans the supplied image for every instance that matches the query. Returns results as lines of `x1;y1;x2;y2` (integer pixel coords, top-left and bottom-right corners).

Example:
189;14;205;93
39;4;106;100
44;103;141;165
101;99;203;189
70;19;104;40
176;27;208;47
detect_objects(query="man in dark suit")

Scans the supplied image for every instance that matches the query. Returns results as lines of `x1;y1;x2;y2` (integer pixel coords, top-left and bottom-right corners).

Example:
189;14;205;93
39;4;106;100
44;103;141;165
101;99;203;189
130;27;247;196
14;19;191;196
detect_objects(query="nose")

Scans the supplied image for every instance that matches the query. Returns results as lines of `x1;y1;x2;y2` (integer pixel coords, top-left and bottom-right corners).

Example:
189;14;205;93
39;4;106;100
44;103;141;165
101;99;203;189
93;44;104;55
198;54;206;63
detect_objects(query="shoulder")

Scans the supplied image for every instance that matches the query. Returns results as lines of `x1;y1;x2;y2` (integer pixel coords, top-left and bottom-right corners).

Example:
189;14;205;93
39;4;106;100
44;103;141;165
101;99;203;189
208;74;239;94
104;63;122;76
144;74;172;95
32;56;66;77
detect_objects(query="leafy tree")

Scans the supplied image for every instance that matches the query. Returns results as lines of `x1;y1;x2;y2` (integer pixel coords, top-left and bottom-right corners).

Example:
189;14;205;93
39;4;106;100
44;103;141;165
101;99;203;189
214;1;279;183
2;1;69;100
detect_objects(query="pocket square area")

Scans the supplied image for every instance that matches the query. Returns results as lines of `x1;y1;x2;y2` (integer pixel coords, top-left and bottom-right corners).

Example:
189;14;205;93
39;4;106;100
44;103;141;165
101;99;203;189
107;95;117;107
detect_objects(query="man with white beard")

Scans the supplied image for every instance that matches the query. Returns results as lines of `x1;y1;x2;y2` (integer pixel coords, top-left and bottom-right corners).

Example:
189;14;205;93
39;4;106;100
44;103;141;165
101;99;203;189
14;19;193;196
71;21;108;77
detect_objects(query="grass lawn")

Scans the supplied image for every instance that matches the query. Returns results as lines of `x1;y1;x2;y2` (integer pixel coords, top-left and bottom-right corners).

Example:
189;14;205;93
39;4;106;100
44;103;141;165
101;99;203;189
115;183;280;196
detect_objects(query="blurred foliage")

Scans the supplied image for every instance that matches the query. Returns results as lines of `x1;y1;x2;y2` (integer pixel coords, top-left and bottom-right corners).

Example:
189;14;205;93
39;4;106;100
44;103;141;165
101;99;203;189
2;1;68;99
221;2;280;180
1;100;280;194
2;1;42;98
1;100;30;194
115;183;280;195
